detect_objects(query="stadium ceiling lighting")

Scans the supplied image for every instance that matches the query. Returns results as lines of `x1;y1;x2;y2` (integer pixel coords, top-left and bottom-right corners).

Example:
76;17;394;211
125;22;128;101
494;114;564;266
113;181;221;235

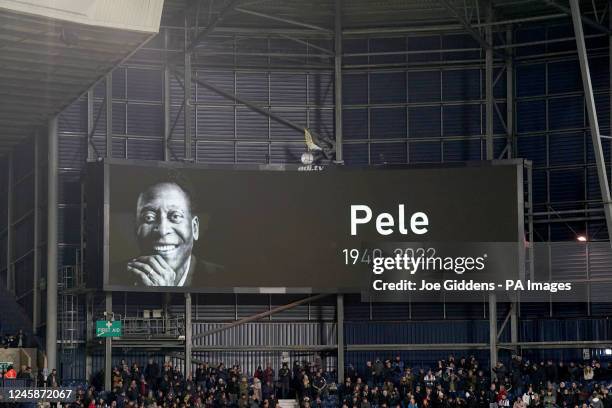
605;349;612;356
576;235;587;242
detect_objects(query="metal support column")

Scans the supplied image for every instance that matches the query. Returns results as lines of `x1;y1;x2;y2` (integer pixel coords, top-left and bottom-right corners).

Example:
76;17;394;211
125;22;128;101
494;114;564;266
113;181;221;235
85;293;93;382
334;0;343;164
184;22;193;161
6;153;12;291
32;133;40;333
104;293;112;390
46;117;59;371
569;0;612;244
106;74;113;158
506;27;514;158
87;90;95;160
185;293;192;378
510;303;518;349
164;28;171;162
488;293;497;376
337;294;344;381
485;1;494;160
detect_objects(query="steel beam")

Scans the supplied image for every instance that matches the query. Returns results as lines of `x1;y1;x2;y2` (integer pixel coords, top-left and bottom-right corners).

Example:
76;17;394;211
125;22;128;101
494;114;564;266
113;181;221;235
185;293;192;379
485;1;494;160
188;345;338;352
234;7;333;34
164;28;171;162
506;27;515;158
346;343;490;351
104;293;112;390
544;0;610;34
437;0;491;50
488;293;497;376
46;117;59;372
570;0;612;245
185;0;243;54
182;71;305;134
105;74;113;158
334;0;343;164
337;294;345;380
184;23;193;161
32;133;40;334
87;90;96;159
6;153;12;292
191;294;329;341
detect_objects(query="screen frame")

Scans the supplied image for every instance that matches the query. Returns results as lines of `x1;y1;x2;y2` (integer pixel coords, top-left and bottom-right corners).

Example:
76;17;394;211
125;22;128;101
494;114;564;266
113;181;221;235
98;158;526;293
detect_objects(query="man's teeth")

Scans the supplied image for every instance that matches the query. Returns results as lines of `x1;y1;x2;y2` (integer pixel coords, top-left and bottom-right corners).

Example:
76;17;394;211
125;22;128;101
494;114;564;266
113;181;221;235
154;245;176;251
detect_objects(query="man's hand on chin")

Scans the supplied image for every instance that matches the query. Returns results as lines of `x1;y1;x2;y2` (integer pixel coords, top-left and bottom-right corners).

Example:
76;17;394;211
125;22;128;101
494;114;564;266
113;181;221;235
128;255;176;286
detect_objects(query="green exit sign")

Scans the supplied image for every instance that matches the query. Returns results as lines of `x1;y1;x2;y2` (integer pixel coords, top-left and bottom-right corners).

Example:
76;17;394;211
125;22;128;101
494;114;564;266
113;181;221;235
96;320;122;337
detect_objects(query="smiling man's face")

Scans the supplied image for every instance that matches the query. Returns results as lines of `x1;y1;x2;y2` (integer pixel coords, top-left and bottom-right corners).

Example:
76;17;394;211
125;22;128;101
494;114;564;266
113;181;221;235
136;182;199;272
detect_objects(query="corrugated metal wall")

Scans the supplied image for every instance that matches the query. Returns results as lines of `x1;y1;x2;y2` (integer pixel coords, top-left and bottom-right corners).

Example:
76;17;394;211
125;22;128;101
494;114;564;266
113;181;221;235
1;16;611;382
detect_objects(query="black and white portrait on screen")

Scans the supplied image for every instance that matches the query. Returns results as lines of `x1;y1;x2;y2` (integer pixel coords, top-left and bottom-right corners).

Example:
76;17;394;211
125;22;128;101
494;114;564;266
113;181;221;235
112;179;221;287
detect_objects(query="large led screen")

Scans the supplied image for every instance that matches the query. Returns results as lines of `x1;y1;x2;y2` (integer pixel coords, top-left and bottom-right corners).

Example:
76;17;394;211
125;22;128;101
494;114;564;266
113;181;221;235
88;160;524;295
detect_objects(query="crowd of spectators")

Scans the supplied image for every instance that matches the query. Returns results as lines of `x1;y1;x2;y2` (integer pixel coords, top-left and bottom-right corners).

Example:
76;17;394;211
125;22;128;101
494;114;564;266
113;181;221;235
53;355;612;408
1;328;27;348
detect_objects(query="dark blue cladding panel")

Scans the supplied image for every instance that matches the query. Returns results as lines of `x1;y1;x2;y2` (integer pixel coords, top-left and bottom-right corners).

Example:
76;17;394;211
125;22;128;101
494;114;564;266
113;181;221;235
112;102;126;135
548;133;585;166
270;109;306;140
126;138;163;160
548;60;581;94
517;100;546;133
515;27;545;57
370;142;407;165
236;108;268;139
443;104;481;136
586;133;611;164
269;142;303;163
197;107;234;139
270;73;307;105
409;106;441;138
370;107;406;139
343;38;368;65
236;72;268;104
549;168;585;202
407;35;441;63
516;64;546;97
531;170;548;204
369;37;406;64
58;99;87;133
442;69;481;101
547;24;574;53
441;34;480;61
127;68;162;101
197;142;235;163
443;139;481;161
409;141;441;163
343;73;368;105
370;72;406;104
517;135;547;167
308;73;333;106
343;143;369;166
236;143;269;164
58;135;86;169
408;71;440;102
549;96;584;130
197;71;235;105
343;109;368;140
589;56;610;90
308;109;333;140
126;104;162;136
